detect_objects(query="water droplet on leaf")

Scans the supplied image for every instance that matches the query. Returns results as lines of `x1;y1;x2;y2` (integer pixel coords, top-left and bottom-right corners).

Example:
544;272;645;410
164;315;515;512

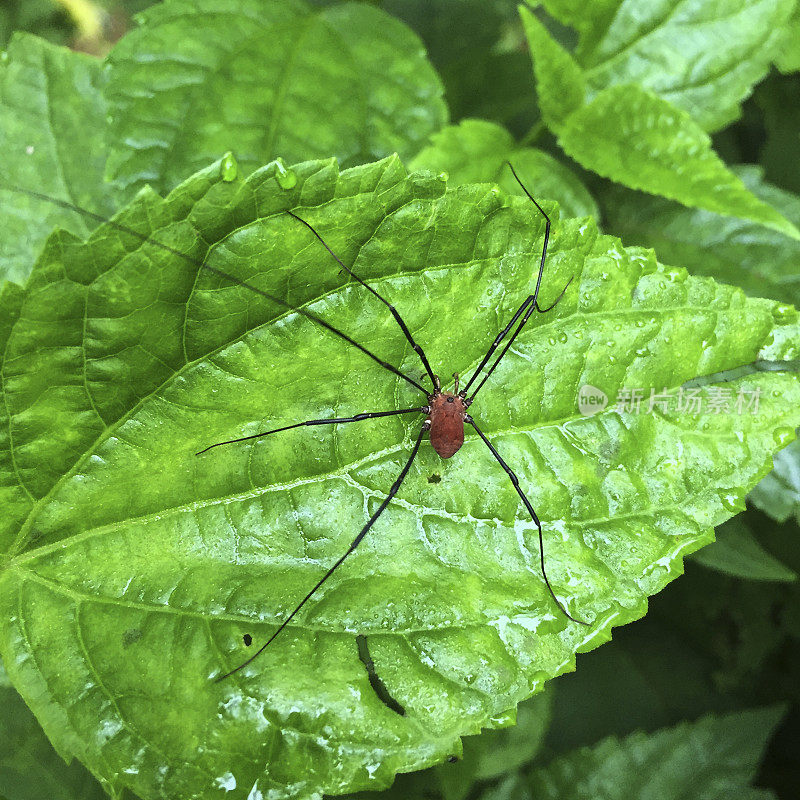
717;488;746;513
772;303;797;323
773;426;795;447
219;153;238;182
271;157;297;190
665;266;687;282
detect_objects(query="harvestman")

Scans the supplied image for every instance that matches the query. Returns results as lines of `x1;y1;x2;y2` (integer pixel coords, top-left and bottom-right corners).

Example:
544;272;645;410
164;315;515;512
6;163;587;684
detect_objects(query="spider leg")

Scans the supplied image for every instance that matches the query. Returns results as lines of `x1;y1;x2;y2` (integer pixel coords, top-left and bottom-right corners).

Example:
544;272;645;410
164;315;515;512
466;416;589;626
1;184;429;395
214;423;429;681
460;161;550;398
465;274;572;403
461;162;573;403
196;406;427;455
287;211;438;391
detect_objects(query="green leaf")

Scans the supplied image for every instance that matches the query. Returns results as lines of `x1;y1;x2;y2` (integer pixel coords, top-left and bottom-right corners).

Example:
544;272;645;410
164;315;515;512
410;119;599;220
559;85;800;240
775;3;800;73
518;8;585;130
690;517;797;582
600;166;800;306
105;0;448;196
433;691;553;800
471;693;552;780
535;0;795;132
546;621;728;752
0;34;118;286
750;439;800;524
2;155;800;799
0;657;110;800
519;6;800;239
520;707;785;800
599;170;800;523
0;1;71;49
648;560;792;694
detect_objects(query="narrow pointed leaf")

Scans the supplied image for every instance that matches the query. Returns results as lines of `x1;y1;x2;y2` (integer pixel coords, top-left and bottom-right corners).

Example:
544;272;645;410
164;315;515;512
520;6;800;239
558;85;800;240
2;156;800;799
518;8;585;130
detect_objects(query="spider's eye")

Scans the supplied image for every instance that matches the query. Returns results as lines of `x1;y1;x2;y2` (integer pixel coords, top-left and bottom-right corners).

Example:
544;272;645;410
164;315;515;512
447;396;455;403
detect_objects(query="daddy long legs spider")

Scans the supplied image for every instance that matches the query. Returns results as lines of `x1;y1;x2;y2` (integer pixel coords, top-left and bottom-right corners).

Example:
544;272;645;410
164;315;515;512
4;161;585;685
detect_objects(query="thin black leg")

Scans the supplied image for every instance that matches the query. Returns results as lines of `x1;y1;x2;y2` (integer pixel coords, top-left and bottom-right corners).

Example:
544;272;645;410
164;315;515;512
460;294;536;398
466;275;572;403
2;184;429;396
466;416;589;626
287;211;438;390
215;424;429;681
196;406;426;455
460;161;550;398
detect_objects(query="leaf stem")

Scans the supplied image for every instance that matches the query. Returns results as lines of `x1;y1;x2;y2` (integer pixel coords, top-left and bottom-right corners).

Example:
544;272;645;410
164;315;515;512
519;120;546;147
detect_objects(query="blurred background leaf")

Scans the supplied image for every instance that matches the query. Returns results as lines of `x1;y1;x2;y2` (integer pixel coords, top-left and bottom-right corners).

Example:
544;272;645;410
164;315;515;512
0;657;111;800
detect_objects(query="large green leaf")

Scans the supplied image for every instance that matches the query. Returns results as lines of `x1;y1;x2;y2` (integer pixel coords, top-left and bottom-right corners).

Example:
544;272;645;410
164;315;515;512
411;119;599;220
0;34;118;286
519;7;800;239
105;0;448;196
536;0;795;132
2;155;800;799
485;707;784;800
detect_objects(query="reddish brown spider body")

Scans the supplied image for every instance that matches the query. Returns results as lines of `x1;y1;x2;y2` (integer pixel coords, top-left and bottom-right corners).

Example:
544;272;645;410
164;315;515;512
427;389;469;459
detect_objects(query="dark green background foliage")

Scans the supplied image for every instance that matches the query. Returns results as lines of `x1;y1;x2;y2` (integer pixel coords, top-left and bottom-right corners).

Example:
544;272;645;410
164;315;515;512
1;1;799;799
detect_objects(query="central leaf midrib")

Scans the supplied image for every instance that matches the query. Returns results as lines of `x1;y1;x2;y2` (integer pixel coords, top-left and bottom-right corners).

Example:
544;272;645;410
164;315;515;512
10;378;767;572
3;285;765;565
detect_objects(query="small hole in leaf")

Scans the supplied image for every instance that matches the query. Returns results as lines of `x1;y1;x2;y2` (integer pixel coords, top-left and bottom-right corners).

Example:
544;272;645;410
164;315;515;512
243;633;253;646
428;473;442;484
